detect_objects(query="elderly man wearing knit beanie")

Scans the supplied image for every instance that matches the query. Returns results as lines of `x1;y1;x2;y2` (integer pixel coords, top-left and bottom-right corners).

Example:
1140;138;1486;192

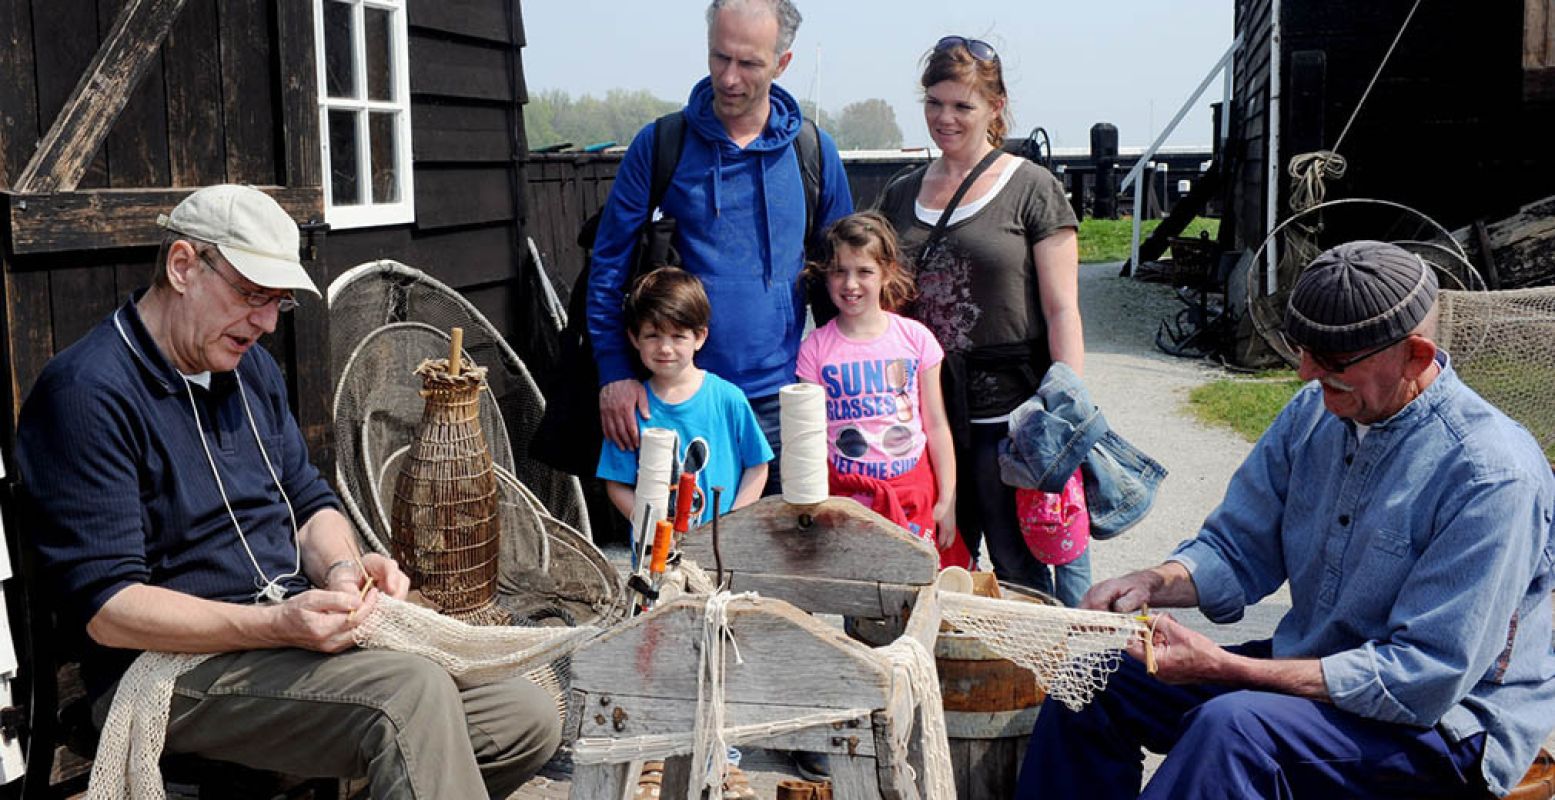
1017;241;1555;800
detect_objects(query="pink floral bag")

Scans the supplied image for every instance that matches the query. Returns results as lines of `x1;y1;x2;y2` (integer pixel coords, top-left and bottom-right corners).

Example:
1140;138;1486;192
1015;468;1091;566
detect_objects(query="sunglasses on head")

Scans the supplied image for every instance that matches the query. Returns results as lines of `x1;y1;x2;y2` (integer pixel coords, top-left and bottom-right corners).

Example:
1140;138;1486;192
935;36;998;63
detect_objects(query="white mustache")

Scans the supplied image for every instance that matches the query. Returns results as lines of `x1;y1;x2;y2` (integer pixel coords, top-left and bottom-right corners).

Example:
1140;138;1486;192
1320;376;1355;392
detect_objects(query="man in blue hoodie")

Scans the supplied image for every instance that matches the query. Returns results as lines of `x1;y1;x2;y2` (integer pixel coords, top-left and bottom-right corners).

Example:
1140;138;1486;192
588;0;853;484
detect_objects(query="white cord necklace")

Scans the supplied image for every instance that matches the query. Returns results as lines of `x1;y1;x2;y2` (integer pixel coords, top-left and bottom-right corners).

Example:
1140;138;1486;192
114;309;303;604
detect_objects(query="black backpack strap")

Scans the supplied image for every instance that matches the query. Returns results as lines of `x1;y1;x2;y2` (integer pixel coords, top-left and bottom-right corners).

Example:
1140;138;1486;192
794;117;823;248
649;110;686;212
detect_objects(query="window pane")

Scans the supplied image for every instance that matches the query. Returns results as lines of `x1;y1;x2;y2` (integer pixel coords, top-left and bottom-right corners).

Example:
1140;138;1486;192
324;1;356;99
369;112;399;203
329;110;361;205
364;7;393;101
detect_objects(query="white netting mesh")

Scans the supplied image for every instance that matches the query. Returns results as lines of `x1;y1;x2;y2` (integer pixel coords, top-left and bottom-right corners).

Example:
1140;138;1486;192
1438;287;1555;458
87;596;601;800
939;592;1149;712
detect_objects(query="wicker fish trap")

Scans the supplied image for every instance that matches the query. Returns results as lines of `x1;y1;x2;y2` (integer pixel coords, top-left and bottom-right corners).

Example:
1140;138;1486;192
390;356;510;625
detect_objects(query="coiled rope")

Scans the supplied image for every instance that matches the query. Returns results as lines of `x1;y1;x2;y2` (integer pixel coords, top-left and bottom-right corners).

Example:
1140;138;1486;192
1287;0;1423;214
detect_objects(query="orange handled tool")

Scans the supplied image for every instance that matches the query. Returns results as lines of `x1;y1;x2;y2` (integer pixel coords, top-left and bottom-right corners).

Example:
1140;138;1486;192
673;471;698;535
649;519;674;577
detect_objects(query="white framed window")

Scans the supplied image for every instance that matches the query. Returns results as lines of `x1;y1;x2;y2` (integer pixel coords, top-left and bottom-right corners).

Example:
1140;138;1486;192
314;0;414;228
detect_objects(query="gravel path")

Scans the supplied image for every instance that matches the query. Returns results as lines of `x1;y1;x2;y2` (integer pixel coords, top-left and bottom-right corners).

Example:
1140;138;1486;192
1076;261;1289;642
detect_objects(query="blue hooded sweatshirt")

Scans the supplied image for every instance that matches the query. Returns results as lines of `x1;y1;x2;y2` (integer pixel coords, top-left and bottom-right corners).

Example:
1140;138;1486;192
588;77;853;399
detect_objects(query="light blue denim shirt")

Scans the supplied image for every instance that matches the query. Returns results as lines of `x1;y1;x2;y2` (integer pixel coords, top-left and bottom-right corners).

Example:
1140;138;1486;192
1171;354;1555;796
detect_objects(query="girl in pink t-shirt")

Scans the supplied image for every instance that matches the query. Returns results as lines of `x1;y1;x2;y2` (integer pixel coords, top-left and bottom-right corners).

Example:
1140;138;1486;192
797;212;968;568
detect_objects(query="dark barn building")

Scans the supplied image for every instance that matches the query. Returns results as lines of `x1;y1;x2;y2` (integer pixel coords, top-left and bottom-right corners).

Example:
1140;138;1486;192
0;0;539;793
1225;0;1555;258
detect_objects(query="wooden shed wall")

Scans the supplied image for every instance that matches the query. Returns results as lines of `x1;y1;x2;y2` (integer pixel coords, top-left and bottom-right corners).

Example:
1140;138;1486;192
0;0;323;453
1;0;540;465
1229;0;1555;253
1229;0;1273;252
321;0;535;339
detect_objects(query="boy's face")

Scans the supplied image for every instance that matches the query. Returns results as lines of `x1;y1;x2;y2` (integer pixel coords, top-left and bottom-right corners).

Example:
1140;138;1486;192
629;321;707;381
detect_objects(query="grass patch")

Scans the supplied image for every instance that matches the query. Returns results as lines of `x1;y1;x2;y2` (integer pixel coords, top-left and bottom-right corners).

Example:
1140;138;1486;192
1187;371;1304;442
1079;217;1221;264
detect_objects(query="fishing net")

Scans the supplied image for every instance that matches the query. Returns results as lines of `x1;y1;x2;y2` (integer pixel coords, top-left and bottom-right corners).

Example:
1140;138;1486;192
1244;200;1555;457
1438;287;1555;457
328;260;589;537
87;597;600;800
938;592;1149;712
389;357;508;626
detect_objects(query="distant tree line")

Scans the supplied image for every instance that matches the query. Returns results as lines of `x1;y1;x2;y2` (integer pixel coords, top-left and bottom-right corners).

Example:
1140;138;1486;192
525;89;903;151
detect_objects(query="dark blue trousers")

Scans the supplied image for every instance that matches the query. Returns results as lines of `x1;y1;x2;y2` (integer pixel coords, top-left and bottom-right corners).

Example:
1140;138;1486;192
749;392;782;496
1016;641;1487;799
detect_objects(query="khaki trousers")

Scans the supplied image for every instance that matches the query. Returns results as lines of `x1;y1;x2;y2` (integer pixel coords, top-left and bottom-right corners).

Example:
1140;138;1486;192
102;647;561;799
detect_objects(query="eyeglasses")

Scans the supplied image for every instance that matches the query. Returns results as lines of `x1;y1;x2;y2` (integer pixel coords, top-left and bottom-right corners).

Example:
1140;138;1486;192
199;251;299;313
1284;333;1408;373
935;36;999;63
835;423;917;460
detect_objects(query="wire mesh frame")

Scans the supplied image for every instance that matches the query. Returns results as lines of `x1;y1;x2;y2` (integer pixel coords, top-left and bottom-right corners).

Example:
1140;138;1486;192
328;260;590;538
1245;198;1483;366
390;361;507;623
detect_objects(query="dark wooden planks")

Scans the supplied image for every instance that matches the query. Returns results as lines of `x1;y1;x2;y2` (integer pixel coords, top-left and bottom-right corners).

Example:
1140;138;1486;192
48;264;121;354
0;0;40;188
276;0;322;192
98;0;172;188
408;36;511;102
219;0;279;185
4;266;54;431
414;102;513;163
282;226;334;475
29;0;111;191
14;0;189;193
413;166;516;229
326;223;518;290
8;186;319;254
163;0;227;186
408;0;514;45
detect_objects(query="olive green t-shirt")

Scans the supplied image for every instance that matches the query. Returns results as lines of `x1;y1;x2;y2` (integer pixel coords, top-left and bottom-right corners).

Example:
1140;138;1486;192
877;159;1078;416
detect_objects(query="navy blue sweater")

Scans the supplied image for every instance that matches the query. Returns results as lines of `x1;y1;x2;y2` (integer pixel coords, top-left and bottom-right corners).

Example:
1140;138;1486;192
15;295;337;692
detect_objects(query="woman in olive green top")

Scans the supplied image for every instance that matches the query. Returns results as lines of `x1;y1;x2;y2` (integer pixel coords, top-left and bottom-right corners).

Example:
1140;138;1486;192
876;36;1088;604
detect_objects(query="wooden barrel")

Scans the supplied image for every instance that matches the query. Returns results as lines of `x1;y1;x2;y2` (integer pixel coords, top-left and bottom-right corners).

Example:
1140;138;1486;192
936;581;1052;799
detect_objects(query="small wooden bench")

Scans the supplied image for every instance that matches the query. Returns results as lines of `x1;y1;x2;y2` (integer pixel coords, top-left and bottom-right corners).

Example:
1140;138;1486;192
1506;748;1555;800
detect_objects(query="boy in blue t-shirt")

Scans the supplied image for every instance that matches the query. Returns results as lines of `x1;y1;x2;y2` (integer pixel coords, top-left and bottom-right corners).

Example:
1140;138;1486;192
597;267;772;524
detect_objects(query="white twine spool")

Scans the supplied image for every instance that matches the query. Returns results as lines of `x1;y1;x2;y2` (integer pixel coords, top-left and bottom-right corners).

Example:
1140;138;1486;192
779;383;828;505
633;428;677;543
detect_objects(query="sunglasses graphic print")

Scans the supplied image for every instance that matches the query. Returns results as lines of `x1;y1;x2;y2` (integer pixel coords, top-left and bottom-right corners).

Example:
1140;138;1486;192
818;357;926;479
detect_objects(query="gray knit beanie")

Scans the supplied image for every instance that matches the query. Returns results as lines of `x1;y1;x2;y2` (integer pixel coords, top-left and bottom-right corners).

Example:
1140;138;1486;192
1283;240;1438;353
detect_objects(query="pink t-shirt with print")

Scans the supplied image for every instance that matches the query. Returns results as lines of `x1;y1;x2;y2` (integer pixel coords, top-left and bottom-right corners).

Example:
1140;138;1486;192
796;312;945;480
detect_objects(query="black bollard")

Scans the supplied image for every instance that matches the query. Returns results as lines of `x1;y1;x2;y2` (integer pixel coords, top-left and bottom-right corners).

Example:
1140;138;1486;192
1090;123;1119;219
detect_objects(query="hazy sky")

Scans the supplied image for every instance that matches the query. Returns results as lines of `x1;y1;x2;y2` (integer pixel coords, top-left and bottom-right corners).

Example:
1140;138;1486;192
520;0;1233;151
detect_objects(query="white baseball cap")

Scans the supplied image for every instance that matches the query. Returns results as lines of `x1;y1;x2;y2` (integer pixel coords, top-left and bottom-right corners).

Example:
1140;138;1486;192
157;184;321;297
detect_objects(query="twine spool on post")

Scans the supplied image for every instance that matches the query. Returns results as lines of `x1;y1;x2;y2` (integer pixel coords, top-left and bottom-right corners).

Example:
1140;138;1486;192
390;344;509;626
779;383;828;505
632;428;678;548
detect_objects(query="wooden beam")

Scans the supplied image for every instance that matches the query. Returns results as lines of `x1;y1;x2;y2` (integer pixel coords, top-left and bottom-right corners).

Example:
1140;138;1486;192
1526;0;1551;68
0;0;40;189
12;0;189;194
7;187;318;254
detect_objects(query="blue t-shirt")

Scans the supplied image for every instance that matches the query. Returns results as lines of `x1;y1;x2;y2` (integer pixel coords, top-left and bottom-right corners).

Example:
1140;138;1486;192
597;371;773;524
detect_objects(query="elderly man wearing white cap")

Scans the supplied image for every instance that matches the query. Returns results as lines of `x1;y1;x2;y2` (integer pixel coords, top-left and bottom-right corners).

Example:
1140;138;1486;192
15;185;560;798
1017;240;1555;799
